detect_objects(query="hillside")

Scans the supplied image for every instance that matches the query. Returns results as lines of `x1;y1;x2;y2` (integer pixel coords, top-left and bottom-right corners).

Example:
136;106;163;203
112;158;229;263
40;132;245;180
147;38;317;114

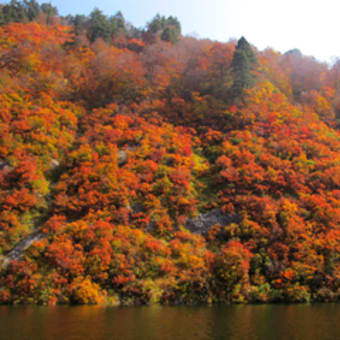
0;2;340;305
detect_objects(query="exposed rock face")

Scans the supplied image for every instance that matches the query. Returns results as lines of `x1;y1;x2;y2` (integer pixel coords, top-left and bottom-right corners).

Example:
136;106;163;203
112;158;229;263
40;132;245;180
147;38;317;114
50;159;60;169
1;232;44;268
118;147;136;166
117;150;128;166
1;208;237;268
185;209;238;234
0;161;13;172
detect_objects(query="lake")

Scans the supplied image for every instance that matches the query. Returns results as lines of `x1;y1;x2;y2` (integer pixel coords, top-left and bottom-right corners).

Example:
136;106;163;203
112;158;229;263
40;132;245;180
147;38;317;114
0;304;339;340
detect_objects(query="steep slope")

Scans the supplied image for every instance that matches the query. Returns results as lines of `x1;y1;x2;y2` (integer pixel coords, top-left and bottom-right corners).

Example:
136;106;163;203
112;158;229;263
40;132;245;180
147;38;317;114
0;19;340;305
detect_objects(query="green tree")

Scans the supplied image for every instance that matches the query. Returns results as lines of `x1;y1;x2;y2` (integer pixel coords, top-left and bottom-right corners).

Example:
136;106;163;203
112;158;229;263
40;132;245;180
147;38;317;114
110;11;125;32
147;14;181;43
0;0;41;25
1;0;28;24
231;36;258;98
161;26;180;43
71;14;87;36
24;0;40;21
0;5;5;25
40;2;57;24
87;8;111;43
148;14;164;33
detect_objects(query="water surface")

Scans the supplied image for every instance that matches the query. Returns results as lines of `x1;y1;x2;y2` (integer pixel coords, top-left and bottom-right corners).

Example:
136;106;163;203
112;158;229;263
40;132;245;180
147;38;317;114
1;304;339;340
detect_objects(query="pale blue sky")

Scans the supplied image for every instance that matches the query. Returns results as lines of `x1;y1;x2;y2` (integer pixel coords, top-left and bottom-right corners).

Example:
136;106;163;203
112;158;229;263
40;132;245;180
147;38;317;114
6;0;340;62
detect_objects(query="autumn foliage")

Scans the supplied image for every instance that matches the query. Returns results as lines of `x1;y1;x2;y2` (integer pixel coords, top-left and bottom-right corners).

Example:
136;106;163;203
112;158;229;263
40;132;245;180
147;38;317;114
0;9;340;305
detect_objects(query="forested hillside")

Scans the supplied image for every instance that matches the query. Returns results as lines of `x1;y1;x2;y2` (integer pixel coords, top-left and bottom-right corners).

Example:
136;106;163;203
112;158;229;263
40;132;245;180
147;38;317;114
0;1;340;305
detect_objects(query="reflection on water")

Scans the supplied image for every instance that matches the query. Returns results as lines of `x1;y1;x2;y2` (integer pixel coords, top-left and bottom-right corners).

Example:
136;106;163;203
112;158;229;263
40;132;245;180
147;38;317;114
0;304;339;340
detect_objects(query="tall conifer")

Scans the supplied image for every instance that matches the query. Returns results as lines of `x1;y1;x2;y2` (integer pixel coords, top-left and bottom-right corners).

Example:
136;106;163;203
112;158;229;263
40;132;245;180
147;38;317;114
231;36;258;98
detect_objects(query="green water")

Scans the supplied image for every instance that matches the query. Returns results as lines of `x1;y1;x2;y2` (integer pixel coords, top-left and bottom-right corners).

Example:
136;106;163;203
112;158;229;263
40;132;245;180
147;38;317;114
0;304;339;340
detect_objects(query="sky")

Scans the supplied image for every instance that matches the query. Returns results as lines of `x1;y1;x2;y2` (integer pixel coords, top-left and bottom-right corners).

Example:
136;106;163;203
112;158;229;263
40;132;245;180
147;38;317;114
21;0;340;63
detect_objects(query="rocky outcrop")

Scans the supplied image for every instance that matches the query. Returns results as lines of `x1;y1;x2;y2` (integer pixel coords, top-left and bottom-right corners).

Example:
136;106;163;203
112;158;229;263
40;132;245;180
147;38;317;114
0;161;13;172
1;208;237;268
50;159;60;169
185;209;238;234
118;147;136;166
1;232;44;268
117;150;128;166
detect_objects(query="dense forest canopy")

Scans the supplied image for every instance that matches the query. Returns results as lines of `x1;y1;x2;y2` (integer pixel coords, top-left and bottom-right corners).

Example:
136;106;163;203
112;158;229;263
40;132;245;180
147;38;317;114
0;1;340;305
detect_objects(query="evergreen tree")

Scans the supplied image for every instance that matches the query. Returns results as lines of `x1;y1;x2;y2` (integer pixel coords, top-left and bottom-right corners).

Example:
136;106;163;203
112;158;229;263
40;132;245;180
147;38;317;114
231;36;258;98
0;0;41;25
0;0;56;25
71;14;87;36
0;5;5;25
108;11;126;38
24;0;40;21
40;2;58;24
87;8;111;43
161;26;177;43
148;14;164;33
1;0;28;24
147;14;181;43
